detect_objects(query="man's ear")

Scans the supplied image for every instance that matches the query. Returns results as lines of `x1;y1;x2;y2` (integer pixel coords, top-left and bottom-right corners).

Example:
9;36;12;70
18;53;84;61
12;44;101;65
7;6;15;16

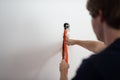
99;10;104;22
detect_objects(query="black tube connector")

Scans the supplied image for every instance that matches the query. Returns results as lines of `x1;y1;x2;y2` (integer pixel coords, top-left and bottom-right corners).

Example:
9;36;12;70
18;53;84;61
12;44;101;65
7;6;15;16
64;23;70;29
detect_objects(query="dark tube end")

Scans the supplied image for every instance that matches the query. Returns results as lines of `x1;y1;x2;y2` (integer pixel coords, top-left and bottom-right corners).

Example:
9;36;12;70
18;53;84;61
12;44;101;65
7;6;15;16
64;23;70;29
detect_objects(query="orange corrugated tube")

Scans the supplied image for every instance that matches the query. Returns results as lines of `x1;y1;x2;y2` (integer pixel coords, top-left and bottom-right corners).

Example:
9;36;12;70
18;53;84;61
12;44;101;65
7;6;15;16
63;29;68;63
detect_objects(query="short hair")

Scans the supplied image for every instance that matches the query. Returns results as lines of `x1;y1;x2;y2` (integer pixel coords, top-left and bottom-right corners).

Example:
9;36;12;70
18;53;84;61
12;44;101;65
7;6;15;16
87;0;120;29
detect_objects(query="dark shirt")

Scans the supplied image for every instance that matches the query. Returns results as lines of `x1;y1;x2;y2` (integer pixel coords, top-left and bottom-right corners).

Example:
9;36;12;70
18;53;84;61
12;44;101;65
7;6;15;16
72;39;120;80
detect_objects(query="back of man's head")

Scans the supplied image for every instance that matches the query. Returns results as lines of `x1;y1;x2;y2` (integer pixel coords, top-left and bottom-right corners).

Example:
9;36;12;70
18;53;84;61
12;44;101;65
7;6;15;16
87;0;120;29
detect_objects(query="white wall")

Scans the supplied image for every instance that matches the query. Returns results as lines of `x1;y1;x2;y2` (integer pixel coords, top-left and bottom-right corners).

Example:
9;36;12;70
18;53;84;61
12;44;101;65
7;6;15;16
0;0;97;80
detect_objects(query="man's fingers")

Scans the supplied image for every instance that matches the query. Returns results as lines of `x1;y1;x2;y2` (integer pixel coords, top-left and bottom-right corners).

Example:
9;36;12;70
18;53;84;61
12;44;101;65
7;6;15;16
66;37;72;46
60;59;69;71
66;40;70;45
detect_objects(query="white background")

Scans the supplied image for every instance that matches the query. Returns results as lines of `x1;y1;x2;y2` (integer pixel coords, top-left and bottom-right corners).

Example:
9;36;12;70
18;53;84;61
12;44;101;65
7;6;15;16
0;0;97;80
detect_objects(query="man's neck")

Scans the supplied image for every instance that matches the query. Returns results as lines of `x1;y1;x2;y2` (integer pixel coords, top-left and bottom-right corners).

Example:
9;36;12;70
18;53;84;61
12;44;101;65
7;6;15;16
103;24;120;46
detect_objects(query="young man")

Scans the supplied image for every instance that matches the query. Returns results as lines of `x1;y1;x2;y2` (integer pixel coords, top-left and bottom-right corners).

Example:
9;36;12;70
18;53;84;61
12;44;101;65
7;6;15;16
60;0;120;80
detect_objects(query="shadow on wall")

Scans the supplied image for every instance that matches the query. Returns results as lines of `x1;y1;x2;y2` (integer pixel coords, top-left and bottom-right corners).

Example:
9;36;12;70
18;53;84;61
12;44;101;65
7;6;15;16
0;41;62;80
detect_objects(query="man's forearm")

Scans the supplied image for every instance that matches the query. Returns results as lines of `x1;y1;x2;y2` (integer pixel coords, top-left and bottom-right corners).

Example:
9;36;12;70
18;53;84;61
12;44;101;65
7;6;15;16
75;40;105;53
60;71;68;80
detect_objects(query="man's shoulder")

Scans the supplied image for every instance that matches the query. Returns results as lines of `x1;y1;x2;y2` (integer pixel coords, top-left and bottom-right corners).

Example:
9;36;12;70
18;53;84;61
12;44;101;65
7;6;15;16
89;38;120;62
85;39;120;71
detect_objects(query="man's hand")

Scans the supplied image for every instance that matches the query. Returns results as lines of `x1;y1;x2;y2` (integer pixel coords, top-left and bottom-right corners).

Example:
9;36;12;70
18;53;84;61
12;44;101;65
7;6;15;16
59;59;69;80
66;37;76;46
60;59;69;72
